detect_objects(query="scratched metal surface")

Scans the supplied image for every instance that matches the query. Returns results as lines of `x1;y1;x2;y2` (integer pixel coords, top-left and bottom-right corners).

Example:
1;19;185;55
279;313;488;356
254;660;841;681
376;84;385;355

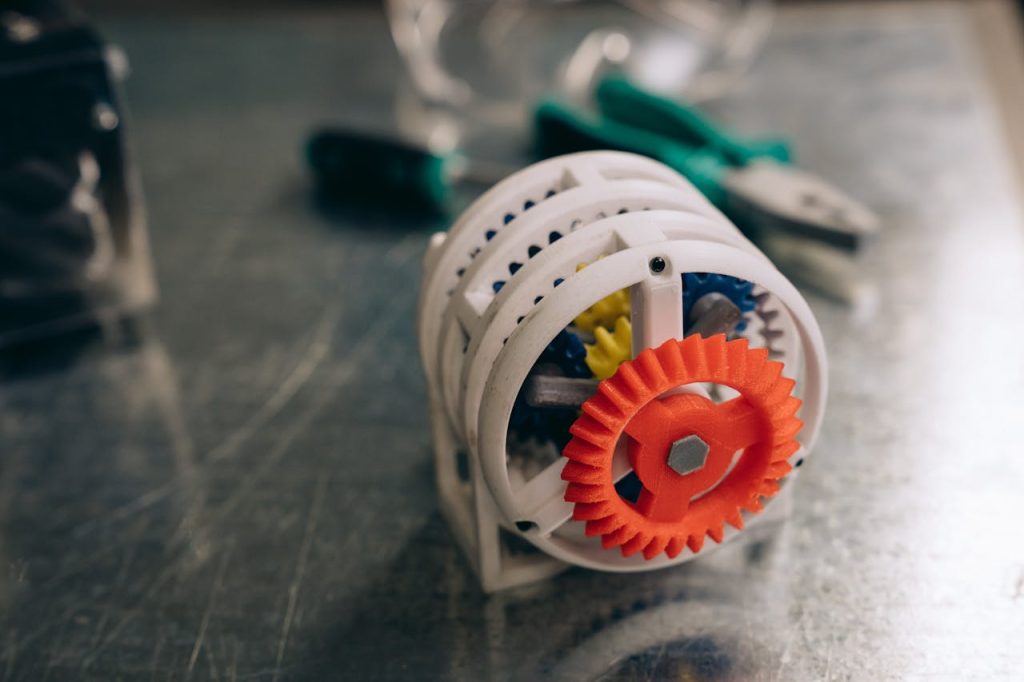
1;2;1023;680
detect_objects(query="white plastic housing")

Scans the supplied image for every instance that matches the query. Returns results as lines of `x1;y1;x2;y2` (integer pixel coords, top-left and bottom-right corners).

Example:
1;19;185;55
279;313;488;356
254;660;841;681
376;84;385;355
418;152;826;592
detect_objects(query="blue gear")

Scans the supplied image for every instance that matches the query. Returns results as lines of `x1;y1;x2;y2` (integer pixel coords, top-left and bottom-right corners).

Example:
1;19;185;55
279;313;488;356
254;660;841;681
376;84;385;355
682;273;757;333
540;330;590;379
509;394;546;432
509;329;591;441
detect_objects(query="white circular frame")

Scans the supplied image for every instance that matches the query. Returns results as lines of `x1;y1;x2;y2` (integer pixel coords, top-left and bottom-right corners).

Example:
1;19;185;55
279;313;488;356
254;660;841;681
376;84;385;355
419;152;827;573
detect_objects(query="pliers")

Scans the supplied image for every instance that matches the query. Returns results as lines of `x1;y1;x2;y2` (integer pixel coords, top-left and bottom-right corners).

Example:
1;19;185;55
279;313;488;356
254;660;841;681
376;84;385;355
534;75;880;254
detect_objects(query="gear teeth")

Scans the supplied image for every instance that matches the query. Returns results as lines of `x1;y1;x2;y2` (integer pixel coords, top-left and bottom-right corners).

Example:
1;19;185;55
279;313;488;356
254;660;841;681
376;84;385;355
743;497;764;513
682;273;757;334
771;440;802;461
562;439;606;465
574;263;630;332
749;355;776;383
568;414;615;448
680;334;710;377
775;396;802;421
760;328;785;345
666;537;686;559
602;525;637;549
767;461;793;478
575;288;630;332
702;334;729;382
572;501;614;521
597;379;634;415
561;460;606;484
512;329;591;439
580;395;624;426
726;337;750;383
621;532;651;557
540;329;590;379
586;516;623;536
725;509;745;530
655;336;686;380
635;348;668;390
565;482;604;503
707;521;725;543
759;479;781;496
744;344;770;372
585;315;632;380
686;534;706;554
765;375;797;404
751;288;788;359
757;359;785;389
642;536;669;560
774;417;804;441
611;359;647;403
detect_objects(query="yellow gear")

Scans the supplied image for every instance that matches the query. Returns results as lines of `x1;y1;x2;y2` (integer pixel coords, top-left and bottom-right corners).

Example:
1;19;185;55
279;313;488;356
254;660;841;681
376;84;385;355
573;263;630;332
585;315;632;380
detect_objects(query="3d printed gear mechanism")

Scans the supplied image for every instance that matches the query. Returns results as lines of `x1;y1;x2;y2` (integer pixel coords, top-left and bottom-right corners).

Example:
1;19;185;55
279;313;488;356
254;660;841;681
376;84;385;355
418;151;827;591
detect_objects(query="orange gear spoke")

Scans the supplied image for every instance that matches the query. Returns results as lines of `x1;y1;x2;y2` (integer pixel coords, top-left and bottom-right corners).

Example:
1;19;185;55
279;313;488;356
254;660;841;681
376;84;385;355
712;397;763;451
560;334;803;561
623;396;690;443
635;485;690;522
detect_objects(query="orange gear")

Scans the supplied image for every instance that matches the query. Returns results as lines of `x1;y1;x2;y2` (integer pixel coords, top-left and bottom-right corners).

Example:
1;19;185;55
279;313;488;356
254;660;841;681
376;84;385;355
560;334;803;560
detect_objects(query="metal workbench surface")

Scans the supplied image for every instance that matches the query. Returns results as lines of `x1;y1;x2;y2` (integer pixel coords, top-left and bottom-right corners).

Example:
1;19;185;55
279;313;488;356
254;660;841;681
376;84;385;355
2;2;1023;680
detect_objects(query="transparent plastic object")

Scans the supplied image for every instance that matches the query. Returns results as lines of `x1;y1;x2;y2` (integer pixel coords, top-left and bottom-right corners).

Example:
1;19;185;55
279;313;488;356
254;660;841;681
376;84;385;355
387;0;774;132
0;10;156;348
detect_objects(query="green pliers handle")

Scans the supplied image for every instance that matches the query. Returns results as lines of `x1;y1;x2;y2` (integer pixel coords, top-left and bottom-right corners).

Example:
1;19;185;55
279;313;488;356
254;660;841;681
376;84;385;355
534;99;733;205
595;75;791;167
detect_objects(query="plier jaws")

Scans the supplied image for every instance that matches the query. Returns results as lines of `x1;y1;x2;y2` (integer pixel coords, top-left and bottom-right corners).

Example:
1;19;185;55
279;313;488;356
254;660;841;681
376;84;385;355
723;161;880;251
534;75;880;253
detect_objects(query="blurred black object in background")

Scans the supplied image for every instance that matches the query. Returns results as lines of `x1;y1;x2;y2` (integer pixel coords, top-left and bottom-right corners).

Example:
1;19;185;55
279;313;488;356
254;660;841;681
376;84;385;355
0;0;154;348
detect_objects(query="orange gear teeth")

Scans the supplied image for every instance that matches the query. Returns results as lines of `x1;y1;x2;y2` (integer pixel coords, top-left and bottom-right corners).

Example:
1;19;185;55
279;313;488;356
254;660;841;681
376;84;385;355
559;334;804;561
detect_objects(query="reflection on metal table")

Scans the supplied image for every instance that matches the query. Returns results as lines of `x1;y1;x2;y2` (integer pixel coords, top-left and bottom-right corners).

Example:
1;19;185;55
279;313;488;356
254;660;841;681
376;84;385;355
1;1;1023;680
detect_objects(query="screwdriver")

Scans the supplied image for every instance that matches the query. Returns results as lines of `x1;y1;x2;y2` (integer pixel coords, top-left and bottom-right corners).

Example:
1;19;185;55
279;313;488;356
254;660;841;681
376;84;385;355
305;128;510;214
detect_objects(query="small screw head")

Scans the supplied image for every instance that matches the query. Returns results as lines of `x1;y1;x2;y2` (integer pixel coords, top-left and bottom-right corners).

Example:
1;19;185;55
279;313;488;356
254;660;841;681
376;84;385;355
92;102;120;132
649;256;666;274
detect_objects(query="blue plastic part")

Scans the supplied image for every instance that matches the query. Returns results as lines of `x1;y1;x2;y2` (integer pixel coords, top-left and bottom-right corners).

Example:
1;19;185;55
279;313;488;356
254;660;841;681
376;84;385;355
682;273;757;333
509;396;546;431
509;329;592;440
541;329;590;379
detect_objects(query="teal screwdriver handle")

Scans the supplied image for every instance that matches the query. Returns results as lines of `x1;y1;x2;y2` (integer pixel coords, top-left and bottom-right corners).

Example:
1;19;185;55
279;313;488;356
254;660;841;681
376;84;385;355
534;99;733;205
595;76;791;166
306;128;453;212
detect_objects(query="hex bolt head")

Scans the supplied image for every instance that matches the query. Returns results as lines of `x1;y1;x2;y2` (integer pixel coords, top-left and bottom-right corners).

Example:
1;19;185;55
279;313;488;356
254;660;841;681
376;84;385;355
667;435;710;475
